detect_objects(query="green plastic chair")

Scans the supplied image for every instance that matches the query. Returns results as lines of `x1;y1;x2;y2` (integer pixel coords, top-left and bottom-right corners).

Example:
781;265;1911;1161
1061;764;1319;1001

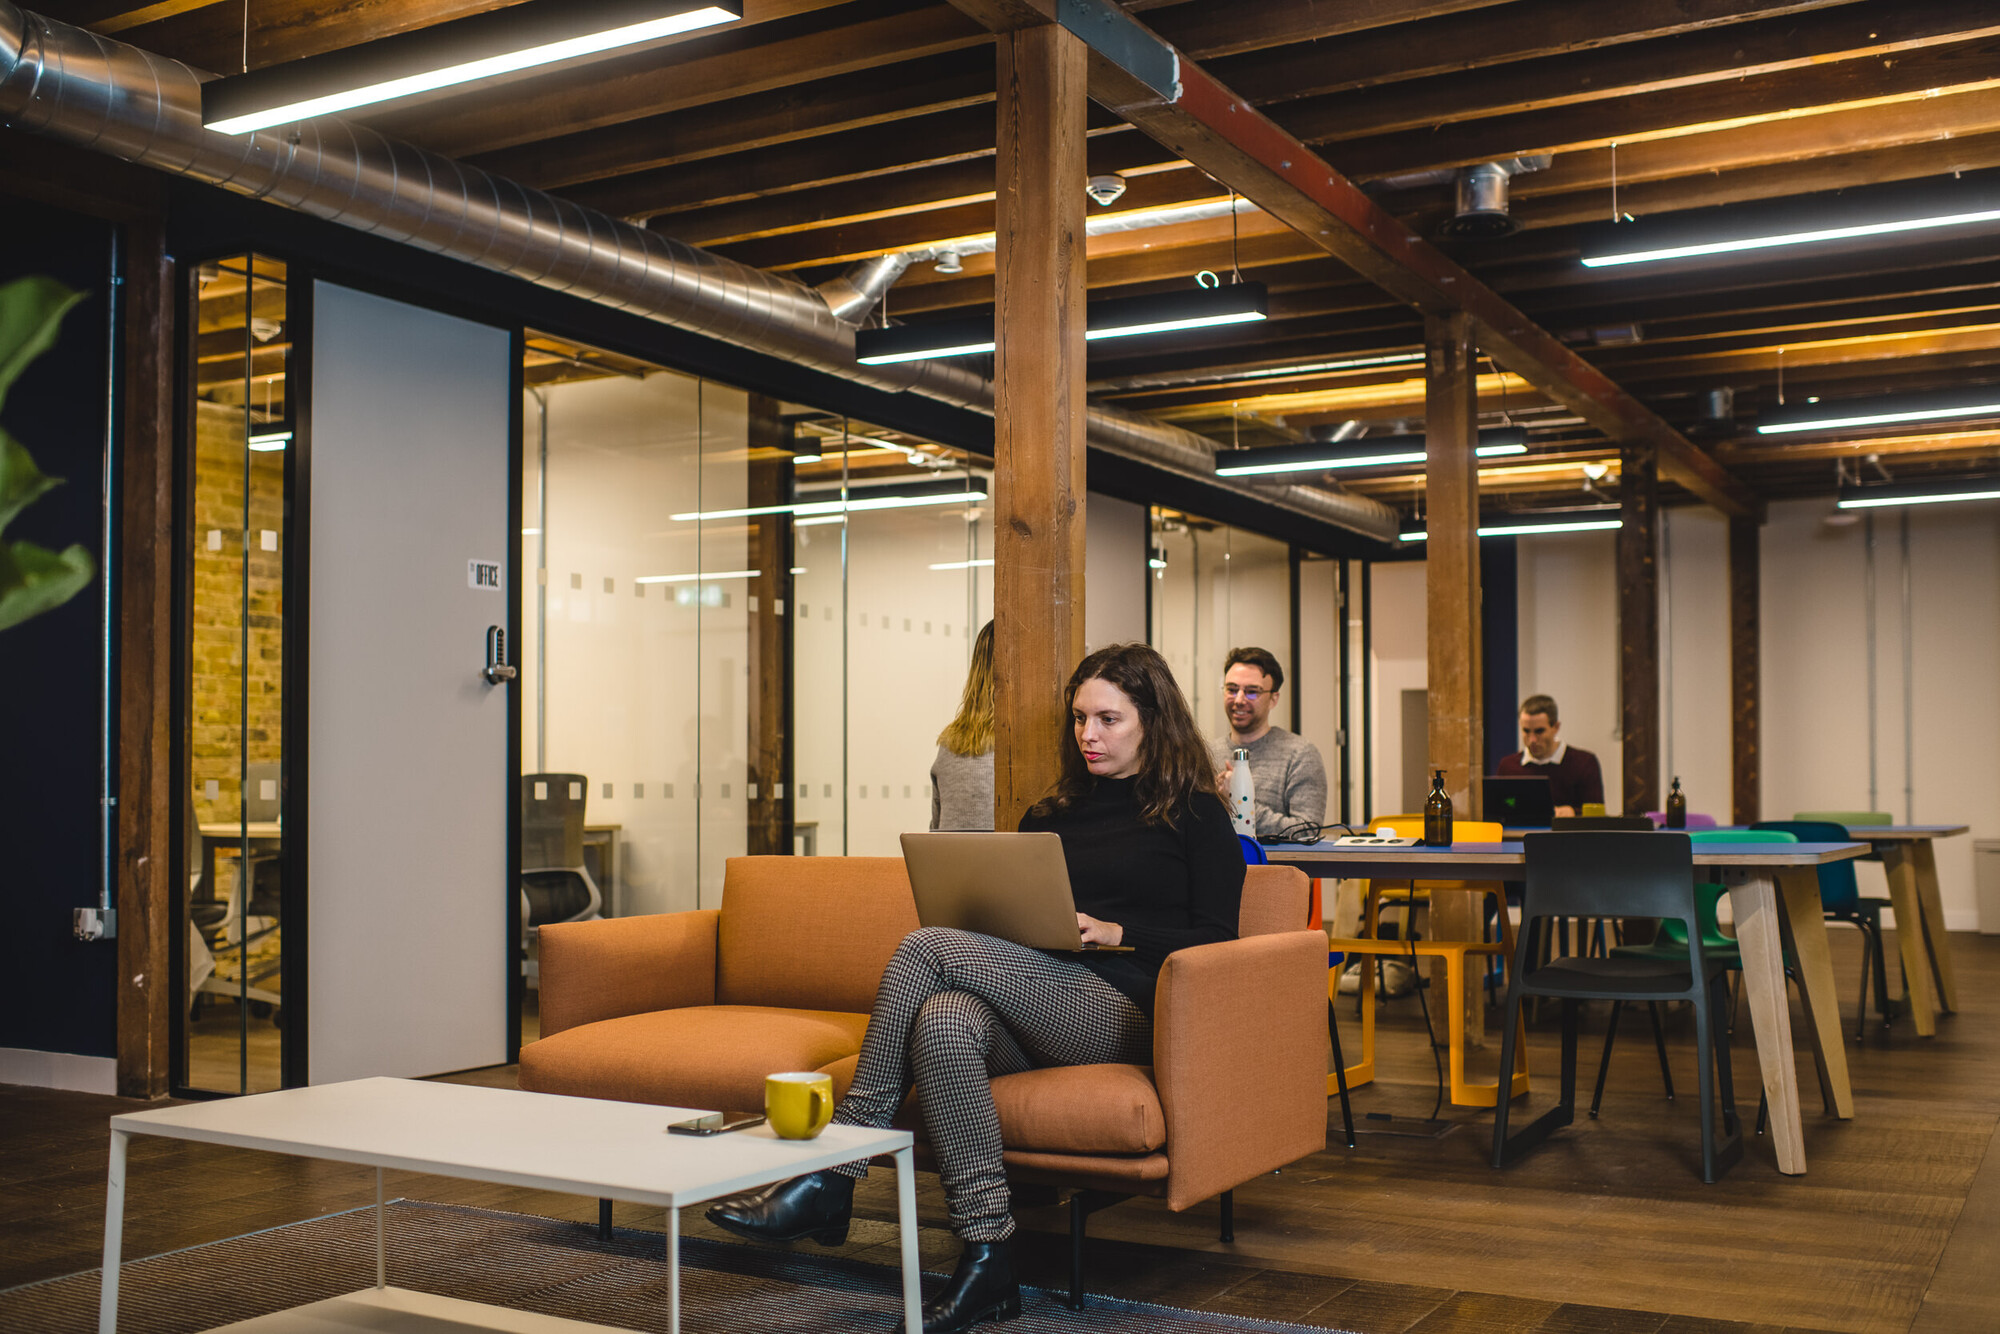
1589;829;1797;1118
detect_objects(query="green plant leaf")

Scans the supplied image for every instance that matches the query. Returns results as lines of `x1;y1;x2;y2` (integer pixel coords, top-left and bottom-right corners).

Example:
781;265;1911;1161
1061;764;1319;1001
0;536;94;632
0;277;86;416
0;431;61;538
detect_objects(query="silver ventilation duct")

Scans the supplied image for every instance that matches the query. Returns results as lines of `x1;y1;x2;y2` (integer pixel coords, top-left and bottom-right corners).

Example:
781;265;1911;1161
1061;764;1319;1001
0;4;1398;543
814;252;914;326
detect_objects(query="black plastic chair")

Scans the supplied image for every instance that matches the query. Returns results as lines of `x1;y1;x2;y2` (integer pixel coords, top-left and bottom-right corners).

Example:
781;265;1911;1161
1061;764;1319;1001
1492;832;1742;1183
521;774;605;987
1548;815;1658;832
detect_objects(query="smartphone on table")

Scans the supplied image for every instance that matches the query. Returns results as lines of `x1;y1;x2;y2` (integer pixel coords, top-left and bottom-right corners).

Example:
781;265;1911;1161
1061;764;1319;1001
666;1111;766;1136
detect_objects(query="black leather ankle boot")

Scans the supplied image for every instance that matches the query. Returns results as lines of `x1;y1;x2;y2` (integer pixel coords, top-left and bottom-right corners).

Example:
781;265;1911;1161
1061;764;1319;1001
916;1240;1020;1333
704;1170;854;1247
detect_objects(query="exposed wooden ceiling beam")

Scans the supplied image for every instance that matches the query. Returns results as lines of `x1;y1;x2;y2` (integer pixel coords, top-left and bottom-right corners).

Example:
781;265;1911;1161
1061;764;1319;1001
1041;7;1760;517
378;0;988;159
1208;0;1865;105
470;48;994;190
1718;428;2000;464
1284;1;2000;147
71;0;225;35
1325;36;2000;179
1143;0;1515;61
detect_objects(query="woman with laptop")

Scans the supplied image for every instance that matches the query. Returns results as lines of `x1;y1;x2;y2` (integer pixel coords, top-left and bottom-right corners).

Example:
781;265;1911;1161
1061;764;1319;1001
709;642;1244;1333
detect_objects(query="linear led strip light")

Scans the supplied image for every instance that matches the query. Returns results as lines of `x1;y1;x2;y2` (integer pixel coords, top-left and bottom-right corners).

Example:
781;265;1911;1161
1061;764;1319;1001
1215;427;1528;477
1581;207;2000;268
1757;386;2000;436
855;283;1268;366
203;1;743;135
670;481;987;523
247;430;292;452
1400;513;1622;542
1837;476;2000;510
927;558;994;571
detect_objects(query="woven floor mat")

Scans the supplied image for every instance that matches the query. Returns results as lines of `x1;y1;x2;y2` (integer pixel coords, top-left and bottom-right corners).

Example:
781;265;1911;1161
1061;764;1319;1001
1;1199;1353;1333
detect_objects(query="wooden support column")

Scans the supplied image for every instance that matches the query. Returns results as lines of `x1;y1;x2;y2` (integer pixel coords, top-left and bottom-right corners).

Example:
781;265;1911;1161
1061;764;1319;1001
745;395;794;857
992;21;1088;830
1729;516;1761;826
1425;311;1484;1044
1618;442;1661;817
116;219;175;1100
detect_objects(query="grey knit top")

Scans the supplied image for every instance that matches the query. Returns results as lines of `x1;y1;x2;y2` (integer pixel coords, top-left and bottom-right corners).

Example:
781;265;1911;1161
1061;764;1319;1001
929;745;996;831
1210;727;1328;837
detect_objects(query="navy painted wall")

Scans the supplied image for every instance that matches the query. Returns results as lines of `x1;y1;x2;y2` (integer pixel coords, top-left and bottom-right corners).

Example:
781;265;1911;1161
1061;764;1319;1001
1481;540;1520;777
0;199;118;1058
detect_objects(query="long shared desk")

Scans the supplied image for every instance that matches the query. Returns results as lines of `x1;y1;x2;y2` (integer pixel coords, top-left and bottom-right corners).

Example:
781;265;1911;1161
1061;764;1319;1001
1263;838;1870;1176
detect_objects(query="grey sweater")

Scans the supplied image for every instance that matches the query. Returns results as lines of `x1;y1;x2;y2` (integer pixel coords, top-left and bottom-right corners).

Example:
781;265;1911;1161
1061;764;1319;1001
1211;727;1328;837
929;745;995;830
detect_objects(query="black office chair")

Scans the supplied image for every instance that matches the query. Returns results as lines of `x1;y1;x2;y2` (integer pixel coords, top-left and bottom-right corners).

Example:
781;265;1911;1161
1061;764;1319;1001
1492;832;1743;1183
521;773;604;987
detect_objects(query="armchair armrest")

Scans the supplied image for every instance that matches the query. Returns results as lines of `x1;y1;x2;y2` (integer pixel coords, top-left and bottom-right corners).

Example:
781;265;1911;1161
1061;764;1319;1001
537;910;719;1037
1152;929;1329;1211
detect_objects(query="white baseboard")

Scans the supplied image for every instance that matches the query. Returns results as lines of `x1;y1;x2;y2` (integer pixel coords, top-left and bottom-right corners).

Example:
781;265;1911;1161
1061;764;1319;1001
0;1047;117;1095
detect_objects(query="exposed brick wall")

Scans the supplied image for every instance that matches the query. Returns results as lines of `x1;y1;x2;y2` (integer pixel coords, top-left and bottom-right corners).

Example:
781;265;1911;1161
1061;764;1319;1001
189;401;284;824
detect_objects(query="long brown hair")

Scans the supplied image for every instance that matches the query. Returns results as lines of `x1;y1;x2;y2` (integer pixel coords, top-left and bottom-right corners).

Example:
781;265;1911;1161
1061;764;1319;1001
1030;642;1221;827
938;620;996;756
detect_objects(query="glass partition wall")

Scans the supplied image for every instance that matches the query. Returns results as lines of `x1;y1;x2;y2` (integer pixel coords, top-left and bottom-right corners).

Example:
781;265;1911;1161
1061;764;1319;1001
517;335;991;1037
182;255;290;1094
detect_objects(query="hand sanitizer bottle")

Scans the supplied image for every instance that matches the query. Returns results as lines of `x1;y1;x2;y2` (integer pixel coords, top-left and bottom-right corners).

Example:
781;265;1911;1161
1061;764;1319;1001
1230;748;1255;837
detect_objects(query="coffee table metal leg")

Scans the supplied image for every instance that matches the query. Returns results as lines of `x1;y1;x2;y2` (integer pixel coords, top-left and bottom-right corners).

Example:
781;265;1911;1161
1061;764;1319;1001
375;1167;386;1288
98;1129;127;1334
666;1204;680;1334
896;1146;921;1333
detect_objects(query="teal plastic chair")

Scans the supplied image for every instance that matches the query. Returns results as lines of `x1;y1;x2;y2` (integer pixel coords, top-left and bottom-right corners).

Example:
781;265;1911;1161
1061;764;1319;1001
1756;820;1897;1041
1589;829;1795;1118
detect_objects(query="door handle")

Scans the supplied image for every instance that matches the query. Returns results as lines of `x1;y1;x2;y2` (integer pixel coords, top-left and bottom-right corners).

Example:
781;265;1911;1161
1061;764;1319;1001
483;625;518;685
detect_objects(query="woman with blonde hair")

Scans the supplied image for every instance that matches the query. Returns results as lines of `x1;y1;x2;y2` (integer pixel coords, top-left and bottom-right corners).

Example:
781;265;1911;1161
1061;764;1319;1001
930;619;995;830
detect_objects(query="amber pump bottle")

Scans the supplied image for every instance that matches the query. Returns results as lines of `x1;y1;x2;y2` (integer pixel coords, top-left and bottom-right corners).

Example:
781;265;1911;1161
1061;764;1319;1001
1665;776;1687;830
1424;769;1454;847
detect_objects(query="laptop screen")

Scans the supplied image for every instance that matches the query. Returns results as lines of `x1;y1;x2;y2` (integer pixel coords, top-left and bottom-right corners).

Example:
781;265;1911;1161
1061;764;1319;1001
1483;775;1554;827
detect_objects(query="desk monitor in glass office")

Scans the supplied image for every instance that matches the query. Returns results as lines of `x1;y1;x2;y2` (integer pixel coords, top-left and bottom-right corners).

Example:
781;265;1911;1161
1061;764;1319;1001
899;832;1131;952
1483;775;1554;827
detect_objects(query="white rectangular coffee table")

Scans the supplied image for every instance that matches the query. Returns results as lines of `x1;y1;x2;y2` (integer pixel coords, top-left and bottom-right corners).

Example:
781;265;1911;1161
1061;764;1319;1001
99;1078;918;1334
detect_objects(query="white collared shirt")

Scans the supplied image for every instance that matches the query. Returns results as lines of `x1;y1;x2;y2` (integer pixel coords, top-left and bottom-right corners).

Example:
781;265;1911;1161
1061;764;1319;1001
1521;741;1568;767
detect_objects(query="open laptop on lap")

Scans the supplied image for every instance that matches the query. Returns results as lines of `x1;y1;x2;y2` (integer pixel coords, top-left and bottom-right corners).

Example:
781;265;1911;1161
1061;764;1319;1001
1483;775;1554;828
898;831;1132;951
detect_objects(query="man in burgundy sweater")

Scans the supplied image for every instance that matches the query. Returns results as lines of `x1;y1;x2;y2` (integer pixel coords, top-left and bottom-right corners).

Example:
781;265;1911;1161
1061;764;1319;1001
1493;693;1604;818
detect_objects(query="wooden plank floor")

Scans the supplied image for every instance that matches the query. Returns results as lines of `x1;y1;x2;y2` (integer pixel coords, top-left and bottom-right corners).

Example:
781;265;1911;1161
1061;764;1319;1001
4;929;1997;1333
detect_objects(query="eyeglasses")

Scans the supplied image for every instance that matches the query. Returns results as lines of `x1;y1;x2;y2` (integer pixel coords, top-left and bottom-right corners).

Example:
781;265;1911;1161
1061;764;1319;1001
1222;685;1267;702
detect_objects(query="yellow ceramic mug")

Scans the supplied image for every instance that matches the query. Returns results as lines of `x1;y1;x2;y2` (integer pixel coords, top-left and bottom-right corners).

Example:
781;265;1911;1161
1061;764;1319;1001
765;1071;834;1140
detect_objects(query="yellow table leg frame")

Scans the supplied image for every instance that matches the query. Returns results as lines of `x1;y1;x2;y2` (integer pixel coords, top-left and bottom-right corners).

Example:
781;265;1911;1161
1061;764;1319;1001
1327;938;1529;1108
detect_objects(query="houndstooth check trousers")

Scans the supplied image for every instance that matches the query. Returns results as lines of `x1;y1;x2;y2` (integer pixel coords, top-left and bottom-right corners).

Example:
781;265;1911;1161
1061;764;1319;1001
827;926;1152;1242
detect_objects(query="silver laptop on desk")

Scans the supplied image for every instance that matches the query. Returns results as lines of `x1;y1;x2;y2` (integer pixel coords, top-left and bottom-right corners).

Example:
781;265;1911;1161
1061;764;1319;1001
898;831;1133;952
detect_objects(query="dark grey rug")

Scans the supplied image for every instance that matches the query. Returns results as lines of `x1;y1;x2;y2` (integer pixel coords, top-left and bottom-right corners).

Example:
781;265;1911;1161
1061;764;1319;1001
0;1200;1354;1333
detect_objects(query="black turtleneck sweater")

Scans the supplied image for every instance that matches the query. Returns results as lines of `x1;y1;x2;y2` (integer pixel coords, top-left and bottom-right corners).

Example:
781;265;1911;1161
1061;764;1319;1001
1017;775;1245;1016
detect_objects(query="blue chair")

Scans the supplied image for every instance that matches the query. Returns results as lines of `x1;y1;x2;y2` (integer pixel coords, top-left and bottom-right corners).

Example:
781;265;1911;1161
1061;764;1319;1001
1754;820;1897;1041
1244;834;1355;1148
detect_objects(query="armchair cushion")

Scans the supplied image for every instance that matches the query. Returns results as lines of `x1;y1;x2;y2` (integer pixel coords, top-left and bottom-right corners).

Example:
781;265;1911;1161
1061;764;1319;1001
519;1005;868;1111
990;1063;1167;1155
717;857;919;1014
